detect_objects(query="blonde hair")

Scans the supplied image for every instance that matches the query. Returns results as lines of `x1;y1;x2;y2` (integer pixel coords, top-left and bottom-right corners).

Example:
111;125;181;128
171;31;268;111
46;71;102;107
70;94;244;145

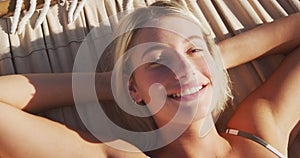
100;1;232;132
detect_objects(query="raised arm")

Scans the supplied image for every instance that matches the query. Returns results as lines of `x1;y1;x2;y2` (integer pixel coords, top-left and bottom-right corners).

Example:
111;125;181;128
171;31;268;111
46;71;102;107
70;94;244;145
218;12;300;69
0;90;147;158
0;72;112;113
225;12;300;155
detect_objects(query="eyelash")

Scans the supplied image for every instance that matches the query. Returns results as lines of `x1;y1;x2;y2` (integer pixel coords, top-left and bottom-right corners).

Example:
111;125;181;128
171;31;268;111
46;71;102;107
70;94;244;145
189;48;203;54
148;56;161;64
148;56;170;67
147;48;203;66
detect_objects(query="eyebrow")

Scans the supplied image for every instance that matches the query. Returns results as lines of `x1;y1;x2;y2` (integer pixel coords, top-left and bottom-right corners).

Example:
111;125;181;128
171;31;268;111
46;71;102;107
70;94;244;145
141;35;204;59
183;35;204;45
141;44;166;59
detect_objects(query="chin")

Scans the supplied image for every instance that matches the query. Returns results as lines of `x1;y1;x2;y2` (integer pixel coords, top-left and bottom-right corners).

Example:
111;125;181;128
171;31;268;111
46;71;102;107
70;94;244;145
172;102;212;126
192;108;211;121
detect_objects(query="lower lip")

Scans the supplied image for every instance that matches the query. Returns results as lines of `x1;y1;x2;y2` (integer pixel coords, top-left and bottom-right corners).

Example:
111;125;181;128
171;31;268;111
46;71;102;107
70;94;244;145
168;86;207;102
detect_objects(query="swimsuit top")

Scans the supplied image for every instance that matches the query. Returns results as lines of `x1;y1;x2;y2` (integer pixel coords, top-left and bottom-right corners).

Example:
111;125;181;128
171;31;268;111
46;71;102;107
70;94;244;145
225;128;287;158
147;128;287;158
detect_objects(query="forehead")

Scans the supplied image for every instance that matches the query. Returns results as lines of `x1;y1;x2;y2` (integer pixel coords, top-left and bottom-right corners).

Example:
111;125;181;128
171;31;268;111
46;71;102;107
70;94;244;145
132;16;204;44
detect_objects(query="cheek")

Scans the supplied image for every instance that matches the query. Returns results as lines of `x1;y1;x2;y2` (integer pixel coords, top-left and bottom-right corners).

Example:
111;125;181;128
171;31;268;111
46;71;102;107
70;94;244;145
134;67;175;102
194;55;214;79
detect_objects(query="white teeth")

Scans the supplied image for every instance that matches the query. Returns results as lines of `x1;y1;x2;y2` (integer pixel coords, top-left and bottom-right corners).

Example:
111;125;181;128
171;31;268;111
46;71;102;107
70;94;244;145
170;86;204;98
172;93;181;98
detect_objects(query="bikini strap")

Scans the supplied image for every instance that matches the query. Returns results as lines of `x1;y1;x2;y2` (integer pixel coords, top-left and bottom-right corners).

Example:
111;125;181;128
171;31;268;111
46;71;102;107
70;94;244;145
225;128;286;158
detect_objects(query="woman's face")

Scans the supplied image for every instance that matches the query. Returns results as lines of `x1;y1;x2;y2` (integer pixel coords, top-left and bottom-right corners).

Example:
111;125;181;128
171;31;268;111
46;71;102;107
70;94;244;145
128;16;214;127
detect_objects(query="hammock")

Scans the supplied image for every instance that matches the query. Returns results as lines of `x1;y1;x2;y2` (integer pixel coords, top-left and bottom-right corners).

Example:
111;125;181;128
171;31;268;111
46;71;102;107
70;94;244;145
0;0;299;157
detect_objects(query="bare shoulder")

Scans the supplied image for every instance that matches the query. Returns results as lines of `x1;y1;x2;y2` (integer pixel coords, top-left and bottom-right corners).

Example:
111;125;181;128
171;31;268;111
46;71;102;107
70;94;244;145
222;131;286;158
224;44;300;157
225;96;289;154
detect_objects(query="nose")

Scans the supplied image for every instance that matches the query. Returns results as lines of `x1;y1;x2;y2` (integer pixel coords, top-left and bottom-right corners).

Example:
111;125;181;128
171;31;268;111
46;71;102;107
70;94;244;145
173;54;197;81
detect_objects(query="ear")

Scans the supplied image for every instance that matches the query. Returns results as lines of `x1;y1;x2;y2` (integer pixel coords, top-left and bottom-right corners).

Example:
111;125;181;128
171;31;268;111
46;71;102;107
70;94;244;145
128;78;143;103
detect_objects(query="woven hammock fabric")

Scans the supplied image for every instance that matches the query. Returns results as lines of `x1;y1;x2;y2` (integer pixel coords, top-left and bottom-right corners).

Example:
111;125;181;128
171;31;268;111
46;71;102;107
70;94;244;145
0;0;299;157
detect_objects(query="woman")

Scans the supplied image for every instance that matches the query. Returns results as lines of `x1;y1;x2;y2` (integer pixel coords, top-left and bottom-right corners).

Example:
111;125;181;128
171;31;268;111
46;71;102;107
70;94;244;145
0;1;299;158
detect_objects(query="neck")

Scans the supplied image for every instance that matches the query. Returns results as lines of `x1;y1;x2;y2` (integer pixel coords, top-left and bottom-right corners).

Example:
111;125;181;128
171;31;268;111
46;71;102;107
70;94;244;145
147;115;231;158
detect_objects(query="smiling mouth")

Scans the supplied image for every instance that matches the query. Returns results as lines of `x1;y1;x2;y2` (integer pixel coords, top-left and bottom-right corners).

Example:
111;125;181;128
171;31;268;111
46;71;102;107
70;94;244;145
167;84;207;99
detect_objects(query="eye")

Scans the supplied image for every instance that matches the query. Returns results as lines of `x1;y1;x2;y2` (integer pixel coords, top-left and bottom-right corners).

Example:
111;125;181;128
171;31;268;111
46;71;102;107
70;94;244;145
188;48;203;54
149;56;163;65
148;55;170;68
